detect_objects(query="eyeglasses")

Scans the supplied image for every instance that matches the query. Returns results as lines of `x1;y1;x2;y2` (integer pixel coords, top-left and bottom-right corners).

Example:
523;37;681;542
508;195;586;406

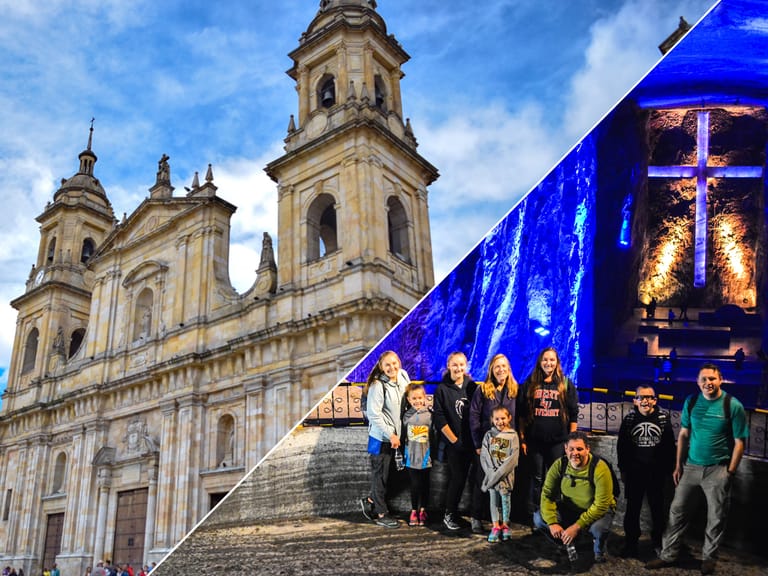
636;395;657;401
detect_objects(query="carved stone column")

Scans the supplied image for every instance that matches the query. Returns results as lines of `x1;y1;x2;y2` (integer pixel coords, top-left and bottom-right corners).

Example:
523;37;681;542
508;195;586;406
92;467;112;565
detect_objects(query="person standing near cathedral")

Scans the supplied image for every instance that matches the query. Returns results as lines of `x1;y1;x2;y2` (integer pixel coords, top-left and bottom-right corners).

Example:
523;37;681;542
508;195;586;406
518;347;579;515
647;363;749;575
361;350;410;528
433;351;477;531
617;385;675;557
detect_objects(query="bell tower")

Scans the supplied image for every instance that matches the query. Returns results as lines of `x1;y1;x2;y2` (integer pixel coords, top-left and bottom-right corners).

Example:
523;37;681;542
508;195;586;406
7;124;115;403
266;0;437;310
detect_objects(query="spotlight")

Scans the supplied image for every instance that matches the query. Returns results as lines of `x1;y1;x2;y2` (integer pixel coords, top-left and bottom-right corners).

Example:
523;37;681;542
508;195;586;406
533;325;550;337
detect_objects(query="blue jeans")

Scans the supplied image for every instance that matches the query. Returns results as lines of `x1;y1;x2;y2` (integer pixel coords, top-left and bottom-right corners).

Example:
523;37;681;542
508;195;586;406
533;507;615;556
369;441;393;516
659;464;731;562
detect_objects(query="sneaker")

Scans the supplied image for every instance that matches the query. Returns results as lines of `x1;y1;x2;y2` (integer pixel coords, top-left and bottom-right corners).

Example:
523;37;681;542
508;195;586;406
418;509;427;526
488;527;500;543
443;513;461;531
409;511;418;526
594;552;606;564
374;514;399;528
646;558;677;570
359;498;374;521
620;544;639;558
471;518;484;534
701;559;716;575
501;524;511;541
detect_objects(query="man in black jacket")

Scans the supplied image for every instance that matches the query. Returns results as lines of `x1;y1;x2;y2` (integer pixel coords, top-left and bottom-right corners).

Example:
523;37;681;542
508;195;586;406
617;385;676;557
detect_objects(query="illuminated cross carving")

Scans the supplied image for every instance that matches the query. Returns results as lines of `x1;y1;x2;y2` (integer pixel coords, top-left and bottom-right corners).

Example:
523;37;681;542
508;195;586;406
648;110;763;288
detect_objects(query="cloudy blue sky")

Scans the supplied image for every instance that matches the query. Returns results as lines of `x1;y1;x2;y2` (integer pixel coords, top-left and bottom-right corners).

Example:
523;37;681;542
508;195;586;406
0;0;715;390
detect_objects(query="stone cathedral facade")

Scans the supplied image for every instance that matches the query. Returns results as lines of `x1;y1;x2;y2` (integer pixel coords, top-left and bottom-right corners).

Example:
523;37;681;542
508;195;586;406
0;1;437;572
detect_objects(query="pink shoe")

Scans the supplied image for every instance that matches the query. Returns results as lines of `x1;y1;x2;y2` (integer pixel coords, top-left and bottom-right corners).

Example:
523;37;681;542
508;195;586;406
488;526;501;543
419;510;427;526
409;511;418;526
501;524;511;541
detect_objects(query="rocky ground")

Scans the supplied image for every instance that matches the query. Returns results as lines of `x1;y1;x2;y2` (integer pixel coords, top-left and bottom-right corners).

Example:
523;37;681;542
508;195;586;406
153;513;766;576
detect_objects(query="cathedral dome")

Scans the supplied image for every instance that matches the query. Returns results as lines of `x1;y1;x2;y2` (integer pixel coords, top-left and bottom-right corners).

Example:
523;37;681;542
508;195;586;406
304;0;386;39
52;133;112;213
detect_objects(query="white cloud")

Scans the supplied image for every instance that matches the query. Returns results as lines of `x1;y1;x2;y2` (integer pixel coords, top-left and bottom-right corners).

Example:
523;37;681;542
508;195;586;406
564;0;716;141
419;101;560;209
213;145;283;293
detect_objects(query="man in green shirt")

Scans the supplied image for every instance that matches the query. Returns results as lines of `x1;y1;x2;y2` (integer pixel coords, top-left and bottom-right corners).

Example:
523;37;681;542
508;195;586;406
647;362;749;575
533;431;616;565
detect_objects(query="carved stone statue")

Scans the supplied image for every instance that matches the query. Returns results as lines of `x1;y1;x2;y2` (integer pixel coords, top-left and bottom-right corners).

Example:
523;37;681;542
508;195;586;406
156;154;171;185
52;326;65;355
259;232;276;269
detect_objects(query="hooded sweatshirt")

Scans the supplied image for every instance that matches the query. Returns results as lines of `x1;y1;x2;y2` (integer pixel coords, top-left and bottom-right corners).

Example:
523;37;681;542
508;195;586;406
432;374;476;451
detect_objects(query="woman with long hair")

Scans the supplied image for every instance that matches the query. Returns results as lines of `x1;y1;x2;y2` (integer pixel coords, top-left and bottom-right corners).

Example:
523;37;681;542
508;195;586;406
468;353;519;532
432;351;477;531
360;350;410;528
518;346;579;513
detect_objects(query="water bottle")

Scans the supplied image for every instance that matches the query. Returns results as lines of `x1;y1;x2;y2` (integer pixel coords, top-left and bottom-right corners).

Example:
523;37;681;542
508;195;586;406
394;448;404;471
566;544;578;563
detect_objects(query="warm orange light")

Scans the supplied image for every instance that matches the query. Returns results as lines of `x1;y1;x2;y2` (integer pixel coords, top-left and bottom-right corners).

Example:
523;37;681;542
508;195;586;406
719;221;744;279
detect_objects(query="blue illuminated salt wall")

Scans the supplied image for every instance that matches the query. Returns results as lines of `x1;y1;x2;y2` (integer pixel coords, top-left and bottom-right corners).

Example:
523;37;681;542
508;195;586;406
592;101;647;356
348;135;597;385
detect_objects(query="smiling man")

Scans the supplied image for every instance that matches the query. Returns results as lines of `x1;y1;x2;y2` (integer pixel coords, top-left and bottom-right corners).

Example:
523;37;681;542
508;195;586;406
534;431;616;566
647;363;749;575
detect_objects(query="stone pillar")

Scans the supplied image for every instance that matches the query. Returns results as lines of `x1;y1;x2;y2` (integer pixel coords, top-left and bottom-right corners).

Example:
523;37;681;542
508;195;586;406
244;378;265;470
415;187;434;289
363;44;375;101
171;394;204;542
153;399;177;550
92;467;111;566
143;459;159;558
389;67;402;118
298;65;310;126
173;235;189;325
337;44;348;106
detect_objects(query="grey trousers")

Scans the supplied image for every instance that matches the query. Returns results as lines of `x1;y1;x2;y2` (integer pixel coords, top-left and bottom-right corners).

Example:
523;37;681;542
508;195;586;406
659;464;731;562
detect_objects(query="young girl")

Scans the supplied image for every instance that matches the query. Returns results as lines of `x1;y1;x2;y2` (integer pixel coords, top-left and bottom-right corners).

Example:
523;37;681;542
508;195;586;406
432;351;477;531
470;354;519;531
402;383;432;526
361;350;409;528
480;405;520;543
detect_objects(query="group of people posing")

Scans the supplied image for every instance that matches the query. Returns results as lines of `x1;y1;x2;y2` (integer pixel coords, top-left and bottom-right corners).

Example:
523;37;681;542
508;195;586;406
360;348;749;574
360;347;578;537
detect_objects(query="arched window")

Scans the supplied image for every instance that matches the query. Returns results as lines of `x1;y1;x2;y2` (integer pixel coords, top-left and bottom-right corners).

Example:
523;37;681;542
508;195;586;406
387;196;410;263
374;75;387;111
133;288;153;342
307;193;338;261
22;328;39;373
81;238;95;263
317;75;336;109
69;328;85;359
51;452;67;493
216;414;236;467
47;238;56;264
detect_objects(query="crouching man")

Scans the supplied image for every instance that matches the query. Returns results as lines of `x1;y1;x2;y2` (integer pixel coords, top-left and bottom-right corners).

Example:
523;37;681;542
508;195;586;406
533;431;616;565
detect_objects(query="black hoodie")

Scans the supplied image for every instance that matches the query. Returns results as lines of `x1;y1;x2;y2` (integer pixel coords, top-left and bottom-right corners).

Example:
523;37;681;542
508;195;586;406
433;374;476;451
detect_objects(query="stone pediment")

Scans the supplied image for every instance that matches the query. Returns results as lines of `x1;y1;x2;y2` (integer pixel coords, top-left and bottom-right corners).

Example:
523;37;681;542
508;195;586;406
122;260;169;288
93;197;205;259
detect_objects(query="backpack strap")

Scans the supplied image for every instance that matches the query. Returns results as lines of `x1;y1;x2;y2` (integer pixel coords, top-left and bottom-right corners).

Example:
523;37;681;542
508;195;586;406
686;391;731;425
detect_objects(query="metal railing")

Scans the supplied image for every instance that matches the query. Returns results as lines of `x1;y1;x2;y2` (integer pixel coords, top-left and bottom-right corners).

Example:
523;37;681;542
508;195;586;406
303;382;768;459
